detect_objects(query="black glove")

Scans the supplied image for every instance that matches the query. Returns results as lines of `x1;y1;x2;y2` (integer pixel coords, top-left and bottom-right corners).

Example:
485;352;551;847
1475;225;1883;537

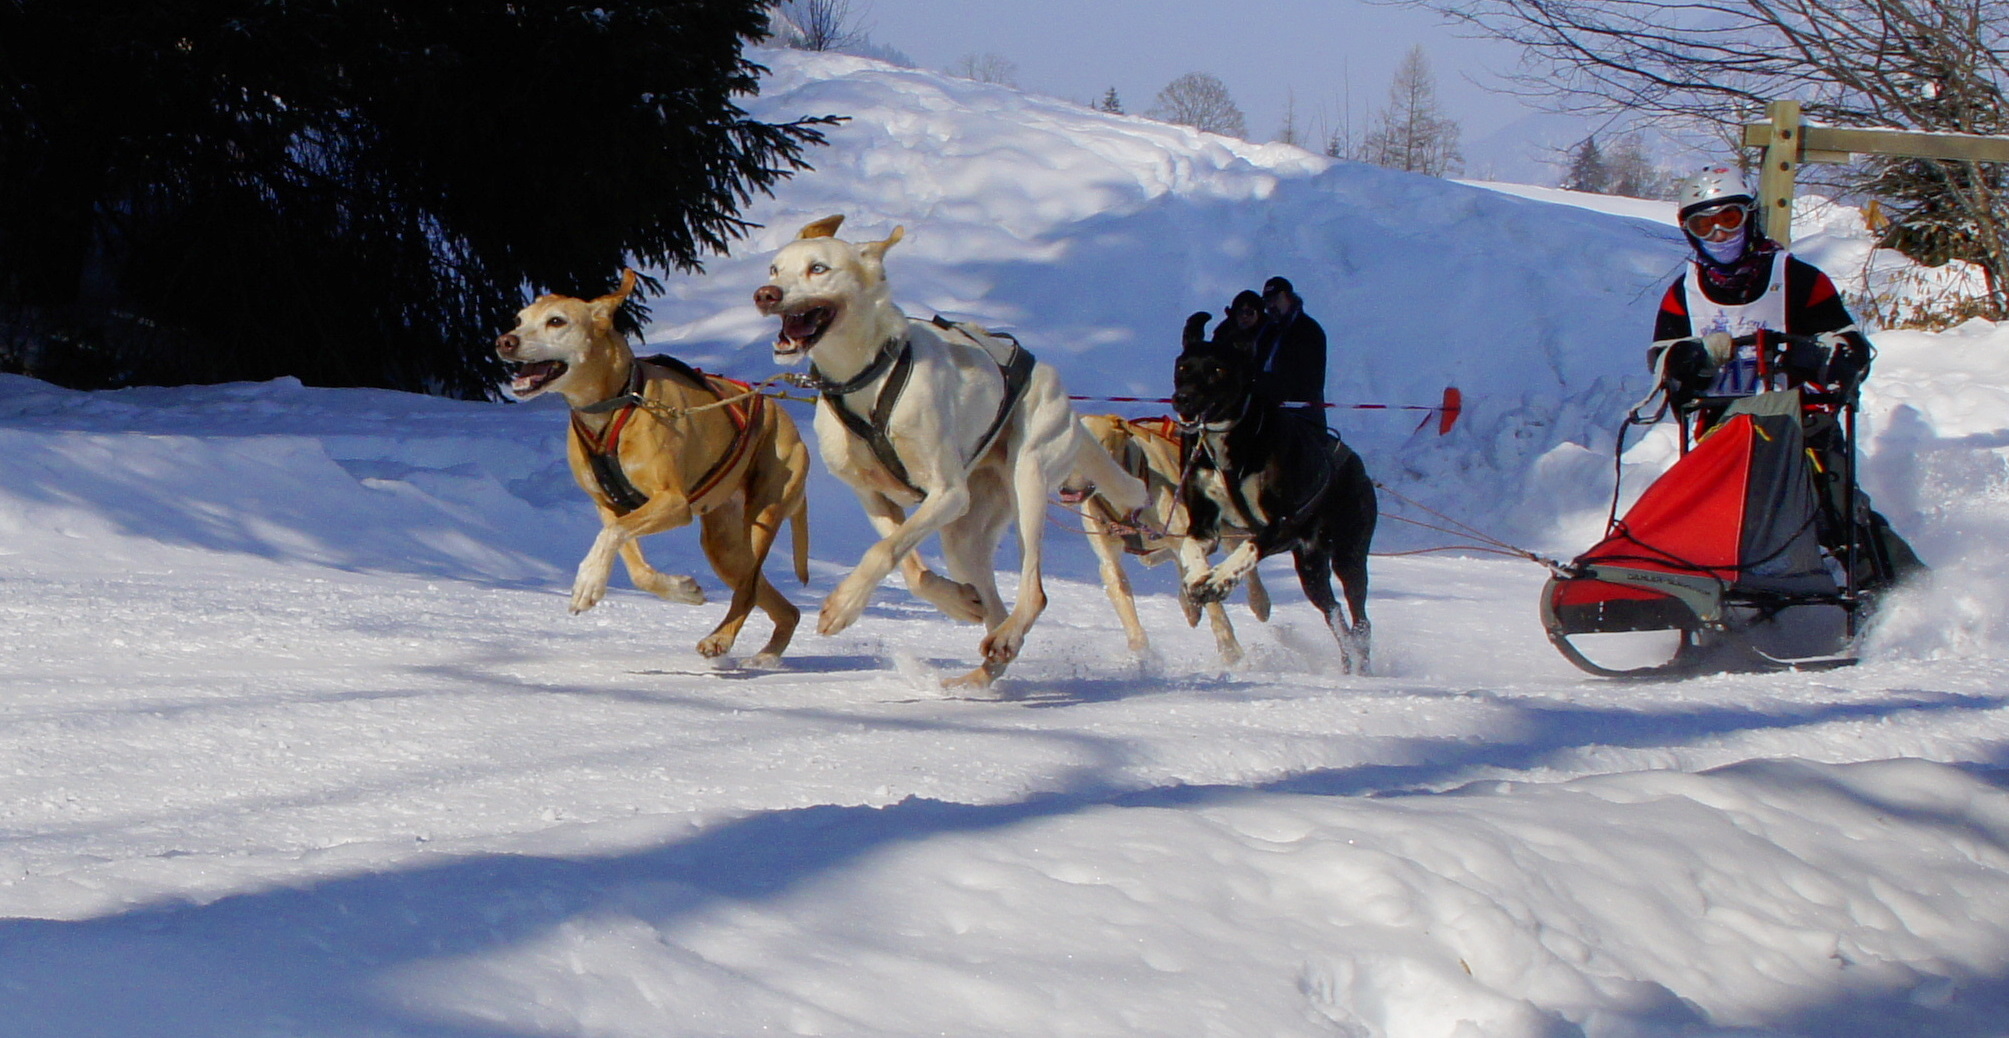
1783;334;1828;382
1822;330;1870;387
1649;338;1712;393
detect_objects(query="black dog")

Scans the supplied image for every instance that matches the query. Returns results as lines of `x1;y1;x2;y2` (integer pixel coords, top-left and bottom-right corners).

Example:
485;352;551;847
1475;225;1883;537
1170;312;1376;672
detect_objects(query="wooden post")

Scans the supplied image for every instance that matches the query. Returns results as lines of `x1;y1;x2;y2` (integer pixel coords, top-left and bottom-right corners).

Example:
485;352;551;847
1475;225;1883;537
1757;99;1803;246
1741;104;2009;247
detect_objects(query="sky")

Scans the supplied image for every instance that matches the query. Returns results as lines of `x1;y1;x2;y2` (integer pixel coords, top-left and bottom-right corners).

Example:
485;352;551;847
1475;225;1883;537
842;0;1627;182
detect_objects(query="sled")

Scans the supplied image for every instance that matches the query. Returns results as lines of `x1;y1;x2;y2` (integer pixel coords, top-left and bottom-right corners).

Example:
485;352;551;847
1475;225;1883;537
1542;352;1872;679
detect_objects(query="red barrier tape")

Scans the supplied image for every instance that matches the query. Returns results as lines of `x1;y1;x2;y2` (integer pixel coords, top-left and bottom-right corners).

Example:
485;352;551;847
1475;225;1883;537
1068;386;1462;435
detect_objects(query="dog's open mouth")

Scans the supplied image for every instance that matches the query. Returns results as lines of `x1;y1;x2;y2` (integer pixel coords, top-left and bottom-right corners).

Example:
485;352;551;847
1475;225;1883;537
773;306;835;357
507;359;568;396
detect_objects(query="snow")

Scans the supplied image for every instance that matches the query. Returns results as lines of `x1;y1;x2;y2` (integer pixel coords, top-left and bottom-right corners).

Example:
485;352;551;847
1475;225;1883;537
3;47;2008;1037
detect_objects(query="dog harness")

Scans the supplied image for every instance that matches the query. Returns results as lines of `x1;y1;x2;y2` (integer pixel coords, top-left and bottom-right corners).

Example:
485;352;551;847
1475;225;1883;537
570;355;765;517
1182;405;1347;544
811;318;1036;499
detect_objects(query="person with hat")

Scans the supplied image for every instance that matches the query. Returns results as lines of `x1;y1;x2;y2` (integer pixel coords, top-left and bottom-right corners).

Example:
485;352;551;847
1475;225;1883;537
1210;289;1268;358
1250;276;1327;412
1649;165;1922;590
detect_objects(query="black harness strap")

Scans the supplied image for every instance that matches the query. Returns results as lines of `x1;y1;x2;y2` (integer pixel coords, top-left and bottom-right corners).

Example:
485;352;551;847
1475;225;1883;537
815;324;1039;500
821;338;921;496
987;343;1036;449
570;355;760;518
572;407;651;516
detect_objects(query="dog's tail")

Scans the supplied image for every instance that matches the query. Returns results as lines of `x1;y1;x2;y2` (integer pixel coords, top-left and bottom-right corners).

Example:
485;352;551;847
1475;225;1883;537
791;499;810;584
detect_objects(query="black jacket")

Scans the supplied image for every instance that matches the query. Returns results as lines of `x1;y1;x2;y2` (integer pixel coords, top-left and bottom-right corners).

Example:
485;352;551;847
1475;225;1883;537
1251;308;1327;408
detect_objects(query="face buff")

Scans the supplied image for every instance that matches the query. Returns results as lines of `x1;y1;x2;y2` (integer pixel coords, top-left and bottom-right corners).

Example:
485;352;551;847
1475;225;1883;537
1699;231;1747;266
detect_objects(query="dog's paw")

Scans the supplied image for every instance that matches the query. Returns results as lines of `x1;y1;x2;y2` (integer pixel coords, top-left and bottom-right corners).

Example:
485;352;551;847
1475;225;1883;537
980;622;1025;667
696;631;734;658
1186;578;1231;606
942;661;1003;693
570;577;608;614
914;572;986;624
819;579;872;635
639;572;705;605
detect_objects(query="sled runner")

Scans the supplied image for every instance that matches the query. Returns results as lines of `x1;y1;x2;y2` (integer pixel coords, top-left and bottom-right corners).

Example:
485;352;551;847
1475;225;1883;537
1541;332;1877;678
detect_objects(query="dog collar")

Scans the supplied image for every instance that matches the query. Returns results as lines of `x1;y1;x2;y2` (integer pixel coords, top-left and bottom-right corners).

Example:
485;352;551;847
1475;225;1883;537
808;335;906;395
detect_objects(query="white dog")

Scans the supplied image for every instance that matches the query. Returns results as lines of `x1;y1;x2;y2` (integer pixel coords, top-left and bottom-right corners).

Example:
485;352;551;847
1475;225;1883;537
753;215;1146;688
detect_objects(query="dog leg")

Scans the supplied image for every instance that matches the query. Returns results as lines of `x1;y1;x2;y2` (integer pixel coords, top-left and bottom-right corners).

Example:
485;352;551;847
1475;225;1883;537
571;527;626;614
846;491;986;624
1333;551;1372;676
940;477;1011;630
1203;600;1243;664
973;443;1061;679
740;478;807;666
1086;522;1148;652
575;494;700;614
618;541;705;605
1245;565;1272;622
693;502;801;666
1294;546;1366;675
1190;541;1261;606
1066;420;1149;517
1174;536;1216;624
823;483;974;636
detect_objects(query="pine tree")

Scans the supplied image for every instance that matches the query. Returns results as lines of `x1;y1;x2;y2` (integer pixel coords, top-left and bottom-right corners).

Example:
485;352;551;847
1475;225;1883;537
1098;87;1124;114
1561;136;1610;193
1356;46;1461;176
0;0;834;396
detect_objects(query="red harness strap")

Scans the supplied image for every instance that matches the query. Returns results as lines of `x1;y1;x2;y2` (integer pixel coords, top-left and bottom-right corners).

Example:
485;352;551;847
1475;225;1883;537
569;372;765;516
685;375;764;503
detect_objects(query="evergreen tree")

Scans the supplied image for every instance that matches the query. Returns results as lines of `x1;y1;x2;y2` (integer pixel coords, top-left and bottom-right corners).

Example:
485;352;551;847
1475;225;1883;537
1561;136;1610;193
1098;87;1124;114
1357;46;1461;176
0;0;834;396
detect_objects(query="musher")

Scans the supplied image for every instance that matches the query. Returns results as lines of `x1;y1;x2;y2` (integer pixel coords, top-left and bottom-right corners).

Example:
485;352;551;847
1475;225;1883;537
1648;166;1924;592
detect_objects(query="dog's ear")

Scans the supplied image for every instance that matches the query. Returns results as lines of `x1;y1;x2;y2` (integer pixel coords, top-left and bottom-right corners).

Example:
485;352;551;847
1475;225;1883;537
859;225;905;263
798;215;845;239
1182;311;1212;350
588;268;638;325
591;268;637;306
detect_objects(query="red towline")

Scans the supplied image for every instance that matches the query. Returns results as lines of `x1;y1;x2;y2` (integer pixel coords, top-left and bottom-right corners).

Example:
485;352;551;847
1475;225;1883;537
1069;386;1464;436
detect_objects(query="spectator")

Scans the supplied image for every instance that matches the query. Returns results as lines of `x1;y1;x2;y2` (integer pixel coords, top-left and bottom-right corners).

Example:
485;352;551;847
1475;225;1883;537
1250;276;1327;411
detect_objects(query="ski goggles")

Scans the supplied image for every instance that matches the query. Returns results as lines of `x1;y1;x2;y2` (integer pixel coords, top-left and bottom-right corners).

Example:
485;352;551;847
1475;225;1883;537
1683;202;1751;238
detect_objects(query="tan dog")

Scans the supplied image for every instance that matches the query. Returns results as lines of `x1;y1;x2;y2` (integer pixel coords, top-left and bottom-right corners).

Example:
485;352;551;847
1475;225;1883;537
497;270;811;666
1077;414;1270;663
753;216;1147;689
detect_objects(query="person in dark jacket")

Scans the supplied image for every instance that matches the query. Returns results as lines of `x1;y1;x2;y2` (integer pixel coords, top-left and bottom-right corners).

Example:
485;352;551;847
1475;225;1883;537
1250;276;1326;411
1650;166;1922;590
1210;289;1267;358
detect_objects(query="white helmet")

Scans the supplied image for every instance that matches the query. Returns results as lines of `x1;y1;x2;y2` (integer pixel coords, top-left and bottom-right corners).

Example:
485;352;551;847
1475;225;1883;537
1675;166;1754;218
